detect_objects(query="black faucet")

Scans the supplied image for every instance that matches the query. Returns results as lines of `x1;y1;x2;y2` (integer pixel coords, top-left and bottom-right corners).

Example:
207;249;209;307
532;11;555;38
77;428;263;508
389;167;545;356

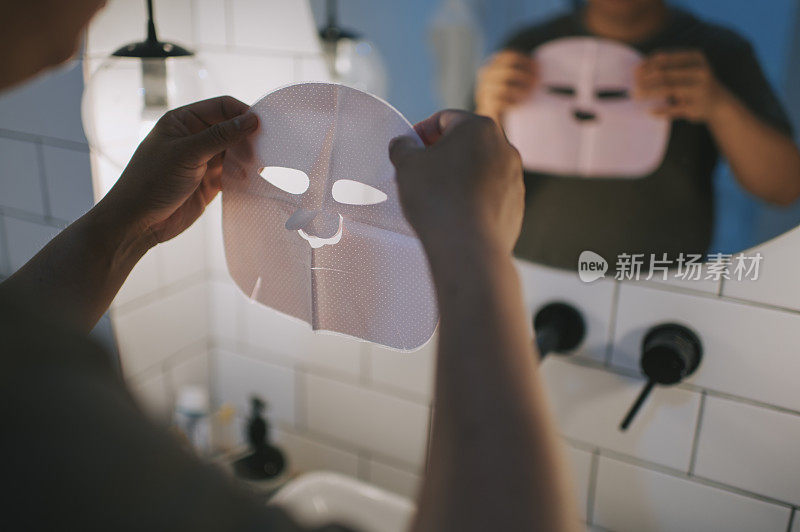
534;302;586;358
619;323;703;431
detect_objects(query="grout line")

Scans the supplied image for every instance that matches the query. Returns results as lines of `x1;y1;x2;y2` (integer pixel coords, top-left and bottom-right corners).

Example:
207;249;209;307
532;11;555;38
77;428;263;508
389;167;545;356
585;449;600;525
34;140;52;218
0;215;10;275
0;128;88;152
0;205;70;229
595;446;797;509
562;353;800;418
787;508;796;532
224;0;235;50
111;271;207;316
603;280;621;366
294;369;307;431
357;451;372;482
688;391;707;475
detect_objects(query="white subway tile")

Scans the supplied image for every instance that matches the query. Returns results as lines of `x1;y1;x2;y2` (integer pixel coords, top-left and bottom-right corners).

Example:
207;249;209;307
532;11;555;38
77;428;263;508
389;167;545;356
114;246;161;307
304;333;364;378
368;338;436;400
87;0;194;57
516;260;615;361
168;350;211;396
3;216;58;272
274;429;359;477
192;0;228;47
114;282;208;375
566;445;593;520
210;279;246;341
244;300;314;359
367;460;421;499
129;370;172;423
540;357;700;470
0;61;86;143
200;51;295;105
205;196;229;275
158;216;207;286
230;0;320;54
295;55;331;83
612;283;800;412
792;511;800;532
212;348;295;426
631;263;721;294
723;227;800;310
41;145;94;222
693;396;800;505
305;374;429;467
0;137;45;216
593;456;790;532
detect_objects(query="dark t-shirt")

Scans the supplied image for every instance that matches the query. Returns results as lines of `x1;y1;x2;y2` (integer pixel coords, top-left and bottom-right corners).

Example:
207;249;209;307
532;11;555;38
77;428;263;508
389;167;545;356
505;8;793;270
0;293;356;532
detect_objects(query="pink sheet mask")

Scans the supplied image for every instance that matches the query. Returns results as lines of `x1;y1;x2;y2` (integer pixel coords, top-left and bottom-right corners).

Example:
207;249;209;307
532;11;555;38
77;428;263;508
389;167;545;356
504;37;671;178
221;83;438;351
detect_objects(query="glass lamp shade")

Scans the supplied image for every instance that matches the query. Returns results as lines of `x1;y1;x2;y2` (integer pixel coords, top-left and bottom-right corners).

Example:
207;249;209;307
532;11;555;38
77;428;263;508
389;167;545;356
82;55;218;184
326;37;388;98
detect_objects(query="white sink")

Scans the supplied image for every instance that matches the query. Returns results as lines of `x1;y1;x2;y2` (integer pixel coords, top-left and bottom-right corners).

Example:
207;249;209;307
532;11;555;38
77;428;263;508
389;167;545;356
270;471;415;532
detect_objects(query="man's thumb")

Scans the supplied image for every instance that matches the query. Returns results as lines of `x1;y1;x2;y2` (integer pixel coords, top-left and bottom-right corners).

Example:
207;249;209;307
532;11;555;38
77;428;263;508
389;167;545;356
388;135;422;167
188;112;259;161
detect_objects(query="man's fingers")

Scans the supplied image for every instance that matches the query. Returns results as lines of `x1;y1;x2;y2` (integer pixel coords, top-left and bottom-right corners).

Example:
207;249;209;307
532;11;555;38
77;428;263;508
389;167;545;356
184;111;259;163
413;110;473;146
388;136;423;167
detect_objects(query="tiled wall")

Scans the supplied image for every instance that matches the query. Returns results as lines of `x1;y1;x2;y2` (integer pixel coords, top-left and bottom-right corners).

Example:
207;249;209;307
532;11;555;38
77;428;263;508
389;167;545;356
7;1;797;530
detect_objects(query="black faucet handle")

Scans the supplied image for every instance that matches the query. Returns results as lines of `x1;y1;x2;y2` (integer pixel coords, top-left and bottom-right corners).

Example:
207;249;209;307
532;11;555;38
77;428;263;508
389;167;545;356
534;301;586;358
619;324;702;431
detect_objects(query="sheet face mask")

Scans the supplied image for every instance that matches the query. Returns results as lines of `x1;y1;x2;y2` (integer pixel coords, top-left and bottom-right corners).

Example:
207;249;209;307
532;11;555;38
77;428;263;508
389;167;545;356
222;82;437;351
504;37;670;178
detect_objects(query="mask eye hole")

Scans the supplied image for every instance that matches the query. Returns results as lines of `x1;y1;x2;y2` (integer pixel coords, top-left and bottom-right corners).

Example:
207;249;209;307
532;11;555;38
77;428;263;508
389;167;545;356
596;88;629;100
259;166;310;194
331;179;388;205
546;85;576;97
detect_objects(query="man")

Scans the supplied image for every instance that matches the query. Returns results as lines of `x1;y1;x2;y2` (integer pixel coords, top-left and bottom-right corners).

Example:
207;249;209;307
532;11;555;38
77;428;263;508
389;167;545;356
476;0;800;270
0;1;580;530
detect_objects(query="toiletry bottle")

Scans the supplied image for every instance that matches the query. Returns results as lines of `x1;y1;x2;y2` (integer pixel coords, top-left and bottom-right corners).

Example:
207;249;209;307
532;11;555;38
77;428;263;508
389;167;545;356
233;397;287;493
174;385;211;454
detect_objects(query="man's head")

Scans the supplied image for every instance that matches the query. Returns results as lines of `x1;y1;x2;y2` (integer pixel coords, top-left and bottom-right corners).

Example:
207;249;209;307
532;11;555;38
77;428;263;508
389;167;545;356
587;0;664;21
0;0;106;90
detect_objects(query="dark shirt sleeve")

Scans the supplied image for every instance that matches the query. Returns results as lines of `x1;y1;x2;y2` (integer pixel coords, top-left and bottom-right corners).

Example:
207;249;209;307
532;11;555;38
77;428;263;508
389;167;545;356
0;295;357;532
711;39;793;137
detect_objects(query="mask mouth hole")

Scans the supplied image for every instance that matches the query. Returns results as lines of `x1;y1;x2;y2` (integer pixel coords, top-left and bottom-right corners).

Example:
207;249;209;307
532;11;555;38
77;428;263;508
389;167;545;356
332;179;388;205
259;166;310;194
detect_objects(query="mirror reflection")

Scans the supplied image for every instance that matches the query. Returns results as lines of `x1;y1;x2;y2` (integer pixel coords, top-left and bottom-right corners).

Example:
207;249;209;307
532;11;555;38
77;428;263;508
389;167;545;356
315;0;800;275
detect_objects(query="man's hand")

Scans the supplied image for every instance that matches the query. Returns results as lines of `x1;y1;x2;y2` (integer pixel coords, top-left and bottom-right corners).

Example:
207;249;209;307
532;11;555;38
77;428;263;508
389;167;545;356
388;110;524;262
635;50;732;123
475;50;536;124
104;95;259;245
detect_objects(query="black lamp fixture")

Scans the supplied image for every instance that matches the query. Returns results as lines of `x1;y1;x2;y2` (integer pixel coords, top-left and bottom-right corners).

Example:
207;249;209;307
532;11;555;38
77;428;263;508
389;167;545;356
82;0;214;177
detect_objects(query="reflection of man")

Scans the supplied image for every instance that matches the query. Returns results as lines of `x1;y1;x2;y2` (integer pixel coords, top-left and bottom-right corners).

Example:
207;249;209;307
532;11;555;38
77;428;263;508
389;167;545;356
475;0;800;270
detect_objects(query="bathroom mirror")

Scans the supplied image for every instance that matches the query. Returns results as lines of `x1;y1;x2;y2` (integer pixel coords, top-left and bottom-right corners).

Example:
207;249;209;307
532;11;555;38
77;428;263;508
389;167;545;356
313;0;800;278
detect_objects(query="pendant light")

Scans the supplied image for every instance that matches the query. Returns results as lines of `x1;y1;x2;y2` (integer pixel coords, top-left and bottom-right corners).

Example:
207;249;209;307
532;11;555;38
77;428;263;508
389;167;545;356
82;0;217;190
318;0;388;98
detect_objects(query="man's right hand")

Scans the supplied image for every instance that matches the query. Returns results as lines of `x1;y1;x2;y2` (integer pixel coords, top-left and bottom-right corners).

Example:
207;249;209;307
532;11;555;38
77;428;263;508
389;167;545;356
475;50;536;124
388;110;524;265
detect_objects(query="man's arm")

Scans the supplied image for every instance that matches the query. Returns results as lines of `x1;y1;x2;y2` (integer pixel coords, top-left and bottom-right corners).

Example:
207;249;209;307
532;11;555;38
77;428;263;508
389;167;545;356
0;96;258;332
390;111;580;532
636;50;800;206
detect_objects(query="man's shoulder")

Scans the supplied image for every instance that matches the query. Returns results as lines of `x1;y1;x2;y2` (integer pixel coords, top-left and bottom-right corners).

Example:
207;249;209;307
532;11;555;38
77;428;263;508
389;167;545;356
502;11;581;52
668;9;753;56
